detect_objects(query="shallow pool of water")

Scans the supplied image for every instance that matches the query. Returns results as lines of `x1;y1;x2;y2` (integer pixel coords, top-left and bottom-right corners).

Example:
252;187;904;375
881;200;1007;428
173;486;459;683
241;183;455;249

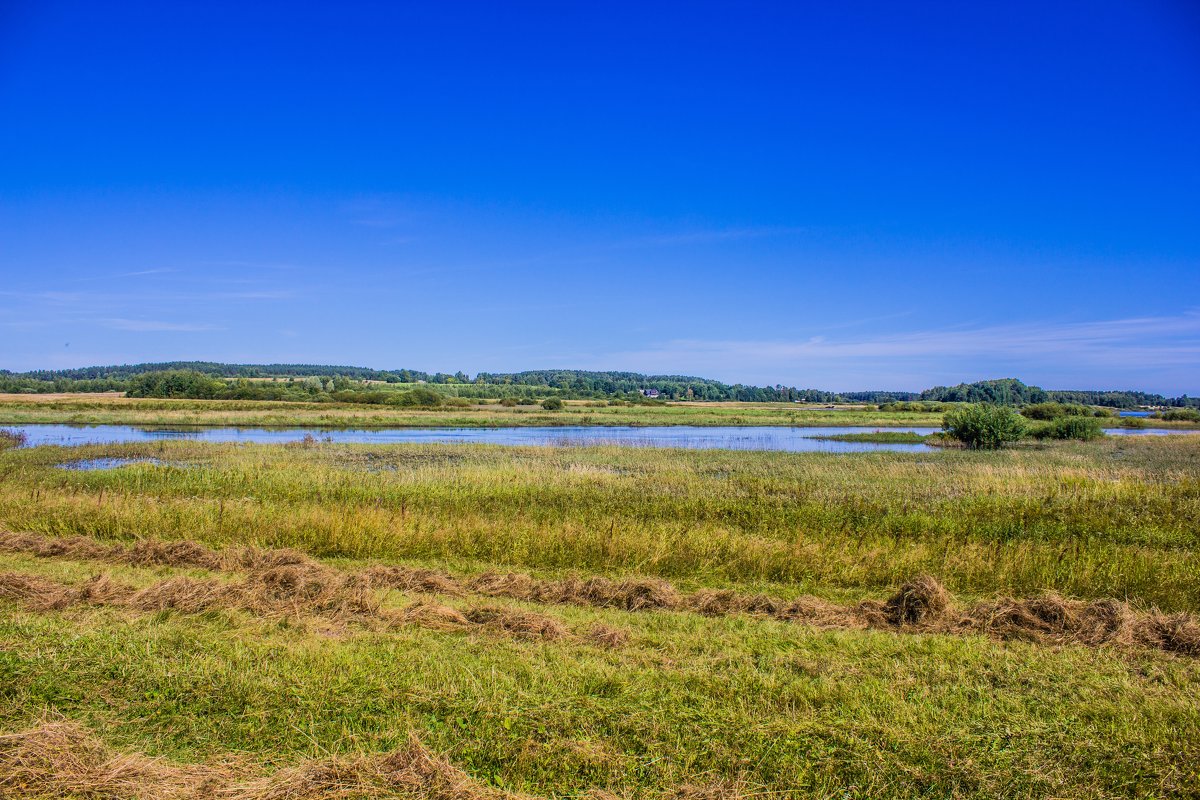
7;422;1191;454
12;423;943;453
56;457;167;471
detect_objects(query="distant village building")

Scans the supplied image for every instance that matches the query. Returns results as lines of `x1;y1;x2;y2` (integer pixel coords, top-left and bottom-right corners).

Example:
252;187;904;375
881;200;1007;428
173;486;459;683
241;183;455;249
641;388;660;398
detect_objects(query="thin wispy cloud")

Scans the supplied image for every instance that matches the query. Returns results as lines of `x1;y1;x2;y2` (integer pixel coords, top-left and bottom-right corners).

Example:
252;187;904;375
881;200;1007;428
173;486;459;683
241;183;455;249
598;311;1200;391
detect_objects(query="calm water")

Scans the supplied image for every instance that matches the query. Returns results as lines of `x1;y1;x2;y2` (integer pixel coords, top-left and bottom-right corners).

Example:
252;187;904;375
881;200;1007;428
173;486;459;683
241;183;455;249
13;423;942;453
8;423;1191;456
57;457;167;471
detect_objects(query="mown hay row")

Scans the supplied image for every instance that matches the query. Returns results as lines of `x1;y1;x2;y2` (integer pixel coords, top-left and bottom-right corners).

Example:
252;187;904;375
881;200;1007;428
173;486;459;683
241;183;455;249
0;717;740;800
0;717;530;800
3;530;1197;655
0;564;590;645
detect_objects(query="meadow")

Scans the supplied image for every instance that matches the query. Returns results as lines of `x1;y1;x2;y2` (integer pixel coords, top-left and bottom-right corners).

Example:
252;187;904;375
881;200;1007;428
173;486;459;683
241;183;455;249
0;431;1198;798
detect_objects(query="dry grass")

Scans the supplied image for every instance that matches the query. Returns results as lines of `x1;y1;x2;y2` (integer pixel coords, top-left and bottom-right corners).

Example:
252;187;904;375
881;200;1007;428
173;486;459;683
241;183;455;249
2;529;1195;656
882;575;953;625
0;717;532;800
463;606;571;641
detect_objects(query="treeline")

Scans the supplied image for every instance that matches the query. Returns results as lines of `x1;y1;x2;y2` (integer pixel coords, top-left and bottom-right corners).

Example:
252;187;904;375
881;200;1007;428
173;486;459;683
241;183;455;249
11;361;451;384
2;364;892;403
471;370;860;402
920;378;1197;409
125;371;460;407
2;364;1195;407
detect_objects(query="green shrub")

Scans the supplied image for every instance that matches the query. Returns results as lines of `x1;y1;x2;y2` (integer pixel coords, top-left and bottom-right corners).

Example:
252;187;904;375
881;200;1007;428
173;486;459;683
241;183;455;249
943;404;1026;449
1021;402;1093;420
1161;408;1200;422
880;401;950;413
396;387;444;407
541;397;564;411
499;397;518;407
1033;415;1104;441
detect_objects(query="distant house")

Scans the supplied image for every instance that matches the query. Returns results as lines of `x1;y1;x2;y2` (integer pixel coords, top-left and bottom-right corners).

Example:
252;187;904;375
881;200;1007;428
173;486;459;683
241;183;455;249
641;388;660;398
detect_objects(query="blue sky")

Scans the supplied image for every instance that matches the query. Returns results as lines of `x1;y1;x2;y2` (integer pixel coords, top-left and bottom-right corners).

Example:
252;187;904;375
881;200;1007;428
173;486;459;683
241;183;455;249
2;1;1198;393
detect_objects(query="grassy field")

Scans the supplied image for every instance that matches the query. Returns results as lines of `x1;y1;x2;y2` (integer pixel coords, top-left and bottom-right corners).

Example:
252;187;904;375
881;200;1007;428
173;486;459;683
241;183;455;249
4;393;1198;434
1;435;1198;797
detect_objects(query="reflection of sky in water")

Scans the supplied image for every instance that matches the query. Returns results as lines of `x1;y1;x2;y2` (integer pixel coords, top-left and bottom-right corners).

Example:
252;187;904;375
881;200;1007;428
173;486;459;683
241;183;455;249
11;423;1192;454
56;457;167;471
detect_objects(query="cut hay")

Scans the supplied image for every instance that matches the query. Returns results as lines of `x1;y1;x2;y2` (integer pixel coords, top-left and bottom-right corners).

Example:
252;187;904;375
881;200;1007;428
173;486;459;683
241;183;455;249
365;565;464;596
0;567;584;645
248;565;380;617
884;576;952;625
0;719;529;800
0;717;218;799
466;571;537;599
125;539;223;570
774;595;873;629
2;530;1195;657
397;601;472;630
464;606;571;640
550;575;681;612
129;576;227;614
0;571;76;610
585;623;630;648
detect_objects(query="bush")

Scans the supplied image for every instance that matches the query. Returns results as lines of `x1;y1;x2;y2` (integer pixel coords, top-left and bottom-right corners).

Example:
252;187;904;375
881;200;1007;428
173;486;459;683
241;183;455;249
1161;408;1200;422
396;387;444;407
541;397;564;411
943;404;1026;449
1022;402;1064;420
880;401;950;413
1033;415;1104;441
499;397;518;407
1021;402;1093;420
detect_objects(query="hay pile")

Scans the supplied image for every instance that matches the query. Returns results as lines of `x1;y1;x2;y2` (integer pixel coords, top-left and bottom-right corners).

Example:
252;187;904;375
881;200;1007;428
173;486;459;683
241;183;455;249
883;576;952;625
0;718;531;800
465;606;571;640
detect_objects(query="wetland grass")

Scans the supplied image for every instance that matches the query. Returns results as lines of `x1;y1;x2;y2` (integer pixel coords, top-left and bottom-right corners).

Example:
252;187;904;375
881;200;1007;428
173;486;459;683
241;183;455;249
0;434;1198;797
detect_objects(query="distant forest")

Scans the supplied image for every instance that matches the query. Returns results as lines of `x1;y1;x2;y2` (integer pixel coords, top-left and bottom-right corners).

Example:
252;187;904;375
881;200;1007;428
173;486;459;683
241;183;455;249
0;363;1195;408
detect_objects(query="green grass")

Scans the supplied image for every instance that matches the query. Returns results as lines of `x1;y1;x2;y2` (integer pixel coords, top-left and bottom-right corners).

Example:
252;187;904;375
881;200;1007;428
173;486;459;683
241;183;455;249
0;393;954;428
1;435;1199;797
810;431;930;444
2;436;1198;610
2;554;1198;798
